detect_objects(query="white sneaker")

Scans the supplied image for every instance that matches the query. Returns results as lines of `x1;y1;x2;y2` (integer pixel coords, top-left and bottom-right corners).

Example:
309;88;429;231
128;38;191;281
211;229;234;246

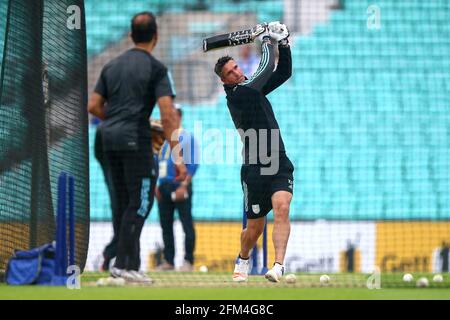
232;257;250;282
154;261;175;271
110;267;126;278
111;267;153;284
124;270;153;284
265;263;285;283
178;260;194;272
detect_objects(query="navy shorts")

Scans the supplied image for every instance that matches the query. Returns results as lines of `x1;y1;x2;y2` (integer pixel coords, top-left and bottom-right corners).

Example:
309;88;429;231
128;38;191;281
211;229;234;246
241;155;294;219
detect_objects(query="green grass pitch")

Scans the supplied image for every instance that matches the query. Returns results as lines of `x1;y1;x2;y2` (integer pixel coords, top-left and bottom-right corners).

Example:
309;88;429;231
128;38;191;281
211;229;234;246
1;272;450;300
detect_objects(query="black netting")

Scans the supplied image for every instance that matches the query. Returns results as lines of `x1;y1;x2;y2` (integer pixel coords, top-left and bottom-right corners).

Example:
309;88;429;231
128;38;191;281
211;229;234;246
0;0;89;273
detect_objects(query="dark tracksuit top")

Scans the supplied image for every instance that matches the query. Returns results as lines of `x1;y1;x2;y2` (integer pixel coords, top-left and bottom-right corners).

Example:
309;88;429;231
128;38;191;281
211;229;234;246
225;39;294;219
224;40;292;166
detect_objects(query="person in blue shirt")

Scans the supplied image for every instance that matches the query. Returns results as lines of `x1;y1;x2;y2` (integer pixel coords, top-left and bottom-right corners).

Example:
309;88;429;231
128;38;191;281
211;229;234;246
155;104;199;271
236;45;259;78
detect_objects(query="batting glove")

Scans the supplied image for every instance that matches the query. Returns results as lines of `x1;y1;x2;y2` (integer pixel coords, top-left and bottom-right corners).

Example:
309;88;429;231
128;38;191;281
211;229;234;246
251;22;270;42
268;22;290;44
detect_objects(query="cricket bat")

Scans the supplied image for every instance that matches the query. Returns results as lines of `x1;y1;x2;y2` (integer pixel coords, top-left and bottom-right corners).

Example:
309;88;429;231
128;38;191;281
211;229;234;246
202;24;267;52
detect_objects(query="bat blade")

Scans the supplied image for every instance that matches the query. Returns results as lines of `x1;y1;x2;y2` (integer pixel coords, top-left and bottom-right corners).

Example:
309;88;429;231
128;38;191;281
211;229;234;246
203;28;254;52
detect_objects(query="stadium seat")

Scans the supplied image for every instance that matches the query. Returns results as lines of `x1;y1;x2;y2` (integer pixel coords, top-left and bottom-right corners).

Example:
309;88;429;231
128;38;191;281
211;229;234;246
86;0;450;222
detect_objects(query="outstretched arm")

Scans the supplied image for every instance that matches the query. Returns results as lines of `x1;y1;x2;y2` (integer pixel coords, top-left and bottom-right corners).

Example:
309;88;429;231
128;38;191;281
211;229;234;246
156;69;187;182
240;37;275;92
158;96;187;181
262;43;292;95
262;23;292;95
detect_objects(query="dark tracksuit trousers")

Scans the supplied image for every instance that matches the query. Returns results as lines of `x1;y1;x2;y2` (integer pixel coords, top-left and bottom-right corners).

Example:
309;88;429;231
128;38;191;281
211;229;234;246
158;182;195;265
105;148;157;271
94;128;119;267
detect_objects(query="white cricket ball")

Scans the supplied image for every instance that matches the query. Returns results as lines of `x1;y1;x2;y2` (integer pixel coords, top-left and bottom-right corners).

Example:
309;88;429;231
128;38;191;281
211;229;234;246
105;277;114;286
285;274;297;284
116;277;126;286
416;277;429;288
402;273;414;282
433;274;443;283
107;277;125;287
199;265;208;273
96;277;107;287
320;274;330;285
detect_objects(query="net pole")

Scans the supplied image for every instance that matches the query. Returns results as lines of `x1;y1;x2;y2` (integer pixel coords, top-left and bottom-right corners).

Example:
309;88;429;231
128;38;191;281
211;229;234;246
56;172;67;276
261;216;268;274
68;175;75;267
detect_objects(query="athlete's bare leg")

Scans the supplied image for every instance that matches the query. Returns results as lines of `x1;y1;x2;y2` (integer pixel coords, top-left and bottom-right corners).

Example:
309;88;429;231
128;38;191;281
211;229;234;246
271;191;292;264
239;217;265;258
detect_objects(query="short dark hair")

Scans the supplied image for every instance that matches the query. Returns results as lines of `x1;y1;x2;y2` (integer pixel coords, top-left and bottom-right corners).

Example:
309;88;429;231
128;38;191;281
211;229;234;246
131;12;157;44
214;56;234;77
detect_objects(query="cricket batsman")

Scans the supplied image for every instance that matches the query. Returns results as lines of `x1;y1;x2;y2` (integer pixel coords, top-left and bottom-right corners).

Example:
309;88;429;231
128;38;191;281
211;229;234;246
213;22;294;282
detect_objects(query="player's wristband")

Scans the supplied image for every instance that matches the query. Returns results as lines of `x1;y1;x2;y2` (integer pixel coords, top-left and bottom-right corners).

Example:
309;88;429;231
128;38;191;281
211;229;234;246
260;35;271;43
278;38;289;47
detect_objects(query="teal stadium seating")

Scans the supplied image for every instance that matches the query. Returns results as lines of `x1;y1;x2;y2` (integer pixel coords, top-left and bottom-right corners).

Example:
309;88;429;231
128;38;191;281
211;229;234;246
85;0;283;56
87;0;450;222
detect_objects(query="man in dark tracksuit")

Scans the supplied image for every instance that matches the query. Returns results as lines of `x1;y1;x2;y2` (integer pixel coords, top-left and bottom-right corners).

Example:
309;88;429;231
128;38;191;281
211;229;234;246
95;121;160;272
214;22;293;283
88;12;187;284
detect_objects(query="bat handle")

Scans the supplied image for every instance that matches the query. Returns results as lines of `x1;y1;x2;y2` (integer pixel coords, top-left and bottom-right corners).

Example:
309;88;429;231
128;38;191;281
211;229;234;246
202;39;208;52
